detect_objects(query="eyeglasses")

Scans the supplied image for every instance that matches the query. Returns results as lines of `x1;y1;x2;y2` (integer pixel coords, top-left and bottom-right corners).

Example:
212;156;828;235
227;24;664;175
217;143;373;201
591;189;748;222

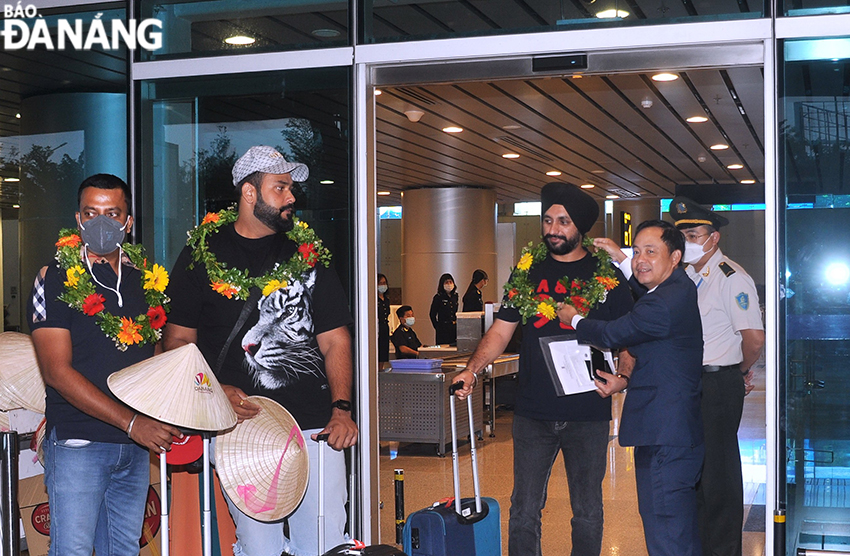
682;231;711;243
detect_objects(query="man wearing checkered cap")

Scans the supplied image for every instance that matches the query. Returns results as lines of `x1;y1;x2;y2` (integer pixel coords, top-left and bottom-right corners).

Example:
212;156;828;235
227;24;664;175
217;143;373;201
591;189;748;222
165;146;357;556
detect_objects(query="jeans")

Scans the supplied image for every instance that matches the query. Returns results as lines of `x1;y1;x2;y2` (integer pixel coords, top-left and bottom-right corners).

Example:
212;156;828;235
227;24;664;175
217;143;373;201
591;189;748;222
43;428;150;556
215;428;348;556
509;415;610;556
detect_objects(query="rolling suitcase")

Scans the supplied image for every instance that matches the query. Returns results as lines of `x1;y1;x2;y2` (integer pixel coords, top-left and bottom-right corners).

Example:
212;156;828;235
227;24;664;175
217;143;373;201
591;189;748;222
401;383;502;556
316;433;409;556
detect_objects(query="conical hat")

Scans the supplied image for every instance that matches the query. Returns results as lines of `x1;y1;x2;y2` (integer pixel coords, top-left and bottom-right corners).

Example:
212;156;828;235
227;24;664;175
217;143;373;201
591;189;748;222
0;332;45;413
215;396;309;522
107;343;236;432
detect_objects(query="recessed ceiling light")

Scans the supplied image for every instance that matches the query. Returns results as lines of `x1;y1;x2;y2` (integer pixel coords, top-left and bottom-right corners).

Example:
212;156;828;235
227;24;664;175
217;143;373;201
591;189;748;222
596;9;629;18
686;116;708;123
320;180;334;185
224;35;255;46
374;89;382;96
442;126;463;133
12;204;19;208
546;171;562;177
741;179;756;184
502;124;521;130
571;74;583;79
15;113;20;119
726;163;744;170
502;153;520;159
591;169;605;174
606;194;619;199
311;28;340;38
651;72;679;82
581;184;595;189
5;177;19;182
710;144;729;150
377;191;391;196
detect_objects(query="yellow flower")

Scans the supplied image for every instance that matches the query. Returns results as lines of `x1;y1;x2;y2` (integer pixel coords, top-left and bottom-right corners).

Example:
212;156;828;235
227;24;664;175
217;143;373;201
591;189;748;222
262;279;287;297
537;302;555;321
64;265;85;288
143;264;169;292
298;221;309;229
117;317;143;345
517;252;533;272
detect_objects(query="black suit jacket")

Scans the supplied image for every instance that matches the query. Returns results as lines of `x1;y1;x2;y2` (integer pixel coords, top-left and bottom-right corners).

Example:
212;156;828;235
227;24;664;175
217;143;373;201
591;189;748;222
576;267;703;447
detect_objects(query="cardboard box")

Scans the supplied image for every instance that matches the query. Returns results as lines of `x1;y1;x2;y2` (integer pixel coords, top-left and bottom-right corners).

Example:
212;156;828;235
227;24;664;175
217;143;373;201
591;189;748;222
18;474;163;556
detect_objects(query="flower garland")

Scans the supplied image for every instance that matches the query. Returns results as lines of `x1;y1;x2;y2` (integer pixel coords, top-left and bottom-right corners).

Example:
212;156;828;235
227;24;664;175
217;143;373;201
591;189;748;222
503;237;620;326
55;229;170;351
187;207;331;301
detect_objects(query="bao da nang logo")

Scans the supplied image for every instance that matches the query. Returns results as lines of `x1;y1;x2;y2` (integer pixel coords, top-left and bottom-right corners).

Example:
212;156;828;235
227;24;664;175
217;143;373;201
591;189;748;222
1;5;162;51
194;372;212;395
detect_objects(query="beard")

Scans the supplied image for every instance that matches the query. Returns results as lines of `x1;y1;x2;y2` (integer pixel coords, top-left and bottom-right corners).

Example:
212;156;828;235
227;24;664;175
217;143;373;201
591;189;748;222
543;230;581;256
254;191;294;233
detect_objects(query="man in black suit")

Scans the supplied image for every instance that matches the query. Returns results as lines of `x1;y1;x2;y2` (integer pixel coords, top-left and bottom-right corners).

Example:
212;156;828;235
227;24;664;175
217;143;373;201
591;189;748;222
557;219;704;556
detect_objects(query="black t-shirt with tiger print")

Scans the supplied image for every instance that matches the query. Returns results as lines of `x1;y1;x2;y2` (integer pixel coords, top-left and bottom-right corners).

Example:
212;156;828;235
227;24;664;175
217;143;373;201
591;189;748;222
167;224;353;430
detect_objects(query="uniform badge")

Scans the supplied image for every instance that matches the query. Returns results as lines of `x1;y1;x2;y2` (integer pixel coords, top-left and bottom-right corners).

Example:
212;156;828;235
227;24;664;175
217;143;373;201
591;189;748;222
677;202;687;213
736;292;749;310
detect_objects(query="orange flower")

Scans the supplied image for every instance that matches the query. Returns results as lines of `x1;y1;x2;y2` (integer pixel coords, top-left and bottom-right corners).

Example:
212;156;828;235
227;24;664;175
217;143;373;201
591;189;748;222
201;212;220;225
56;234;82;248
507;289;519;299
571;296;590;315
117;317;143;345
211;281;239;299
596;276;619;290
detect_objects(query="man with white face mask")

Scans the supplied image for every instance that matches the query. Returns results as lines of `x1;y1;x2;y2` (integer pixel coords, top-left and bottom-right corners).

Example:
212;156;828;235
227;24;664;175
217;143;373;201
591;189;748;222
28;173;181;556
669;197;764;556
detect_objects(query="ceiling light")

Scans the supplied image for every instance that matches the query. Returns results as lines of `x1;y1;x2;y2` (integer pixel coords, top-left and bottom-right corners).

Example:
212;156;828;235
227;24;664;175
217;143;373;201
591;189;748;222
502;153;520;159
641;97;653;109
686;116;708;123
591;169;605;174
311;28;340;38
15;113;20;119
710;143;729;150
224;35;255;46
651;72;679;82
546;171;562;177
596;9;629;18
374;89;382;96
404;109;424;123
571;74;583;79
606;194;619;199
12;204;19;208
377;191;391;196
726;163;744;170
442;126;463;133
5;177;19;182
741;179;756;184
502;124;521;130
320;180;334;184
581;184;595;189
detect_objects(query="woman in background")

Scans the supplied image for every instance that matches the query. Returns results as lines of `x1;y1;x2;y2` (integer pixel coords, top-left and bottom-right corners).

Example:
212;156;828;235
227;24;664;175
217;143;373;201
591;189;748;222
377;273;391;364
429;273;458;345
462;269;488;312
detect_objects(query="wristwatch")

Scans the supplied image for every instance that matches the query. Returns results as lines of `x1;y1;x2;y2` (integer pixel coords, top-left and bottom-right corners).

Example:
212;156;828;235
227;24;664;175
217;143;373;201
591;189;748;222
331;399;352;411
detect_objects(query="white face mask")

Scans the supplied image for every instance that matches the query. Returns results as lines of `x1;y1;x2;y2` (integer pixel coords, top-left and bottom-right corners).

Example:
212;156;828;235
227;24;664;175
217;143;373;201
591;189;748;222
377;284;388;294
404;317;415;327
683;240;707;265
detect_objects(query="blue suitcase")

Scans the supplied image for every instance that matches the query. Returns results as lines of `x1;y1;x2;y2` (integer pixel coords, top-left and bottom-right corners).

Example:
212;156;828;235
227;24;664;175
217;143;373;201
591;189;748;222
402;384;502;556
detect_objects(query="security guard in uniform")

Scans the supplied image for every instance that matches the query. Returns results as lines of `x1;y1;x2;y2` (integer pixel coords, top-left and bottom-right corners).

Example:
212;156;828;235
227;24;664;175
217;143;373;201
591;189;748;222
670;197;765;556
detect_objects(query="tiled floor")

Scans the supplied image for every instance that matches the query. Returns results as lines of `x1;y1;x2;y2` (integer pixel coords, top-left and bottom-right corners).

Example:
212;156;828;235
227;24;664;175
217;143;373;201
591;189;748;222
378;373;767;555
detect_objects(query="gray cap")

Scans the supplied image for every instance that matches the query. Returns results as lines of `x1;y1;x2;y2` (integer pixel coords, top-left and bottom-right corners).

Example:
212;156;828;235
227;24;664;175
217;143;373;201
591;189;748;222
231;145;309;187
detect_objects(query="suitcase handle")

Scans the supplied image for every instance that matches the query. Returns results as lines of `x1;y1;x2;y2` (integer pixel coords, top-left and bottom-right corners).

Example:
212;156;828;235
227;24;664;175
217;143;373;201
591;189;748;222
448;383;484;521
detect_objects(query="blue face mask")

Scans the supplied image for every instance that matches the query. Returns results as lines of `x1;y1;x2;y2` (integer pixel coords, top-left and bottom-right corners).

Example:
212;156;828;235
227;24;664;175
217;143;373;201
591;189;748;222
79;214;129;255
404;317;415;327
